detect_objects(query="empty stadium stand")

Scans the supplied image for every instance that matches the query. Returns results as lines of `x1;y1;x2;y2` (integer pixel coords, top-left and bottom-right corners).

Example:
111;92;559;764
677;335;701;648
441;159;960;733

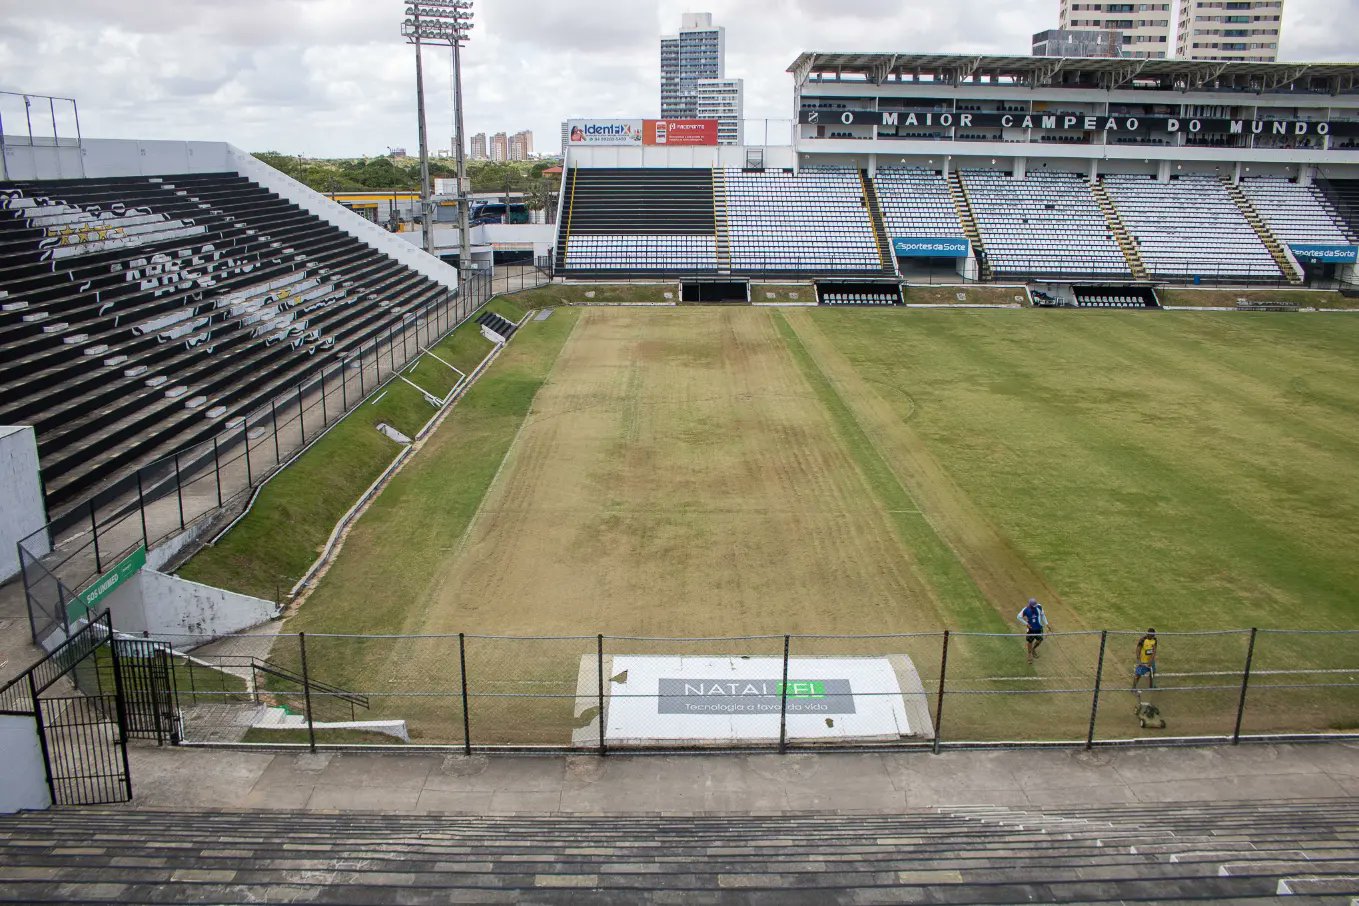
557;168;717;274
1073;285;1159;308
874;167;965;239
1;798;1356;902
722;167;888;275
961;171;1131;279
817;280;902;305
1241;177;1358;246
1315;176;1359;238
1101;174;1282;281
0;173;451;513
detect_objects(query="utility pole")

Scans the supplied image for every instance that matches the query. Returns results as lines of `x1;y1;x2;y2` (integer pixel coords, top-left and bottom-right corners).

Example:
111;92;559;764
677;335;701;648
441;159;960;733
452;37;471;277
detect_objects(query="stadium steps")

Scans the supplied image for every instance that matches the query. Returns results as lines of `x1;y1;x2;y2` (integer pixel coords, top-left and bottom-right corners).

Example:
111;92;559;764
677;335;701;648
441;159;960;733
1090;179;1150;281
712;167;732;274
554;167;577;273
1223;178;1305;284
946;171;992;280
0;799;1357;903
860;170;897;274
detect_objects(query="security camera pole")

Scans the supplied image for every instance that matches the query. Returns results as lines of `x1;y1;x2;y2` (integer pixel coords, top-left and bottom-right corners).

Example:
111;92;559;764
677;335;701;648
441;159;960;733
400;0;474;276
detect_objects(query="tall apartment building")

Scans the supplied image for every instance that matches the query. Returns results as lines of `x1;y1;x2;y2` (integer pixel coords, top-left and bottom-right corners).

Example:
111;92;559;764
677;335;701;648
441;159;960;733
1058;0;1173;58
509;130;533;161
660;13;727;119
470;133;488;161
696;78;744;145
1176;0;1283;61
490;132;508;162
1032;28;1124;56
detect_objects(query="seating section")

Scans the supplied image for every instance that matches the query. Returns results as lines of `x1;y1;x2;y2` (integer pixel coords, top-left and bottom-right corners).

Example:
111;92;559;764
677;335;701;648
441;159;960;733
0;173;449;512
1239;177;1357;246
874;167;963;238
1102;174;1281;280
1;799;1357;902
558;168;716;273
723;167;885;274
1074;286;1158;308
474;311;517;340
1316;177;1359;239
564;235;716;271
962;171;1130;278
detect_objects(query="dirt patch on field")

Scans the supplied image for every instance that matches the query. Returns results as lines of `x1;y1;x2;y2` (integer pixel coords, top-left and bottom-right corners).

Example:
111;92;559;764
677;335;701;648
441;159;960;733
904;285;1030;306
1156;287;1355;309
418;307;949;638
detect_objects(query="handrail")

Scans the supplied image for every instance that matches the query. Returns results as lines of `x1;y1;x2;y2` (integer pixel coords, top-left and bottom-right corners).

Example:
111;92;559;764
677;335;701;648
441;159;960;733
251;658;369;710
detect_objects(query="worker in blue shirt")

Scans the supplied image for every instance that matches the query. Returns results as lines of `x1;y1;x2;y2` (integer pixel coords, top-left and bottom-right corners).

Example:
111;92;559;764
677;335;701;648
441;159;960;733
1018;598;1050;665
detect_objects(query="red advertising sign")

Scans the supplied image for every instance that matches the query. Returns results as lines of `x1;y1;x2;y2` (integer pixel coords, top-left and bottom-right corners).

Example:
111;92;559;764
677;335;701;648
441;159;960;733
644;119;719;146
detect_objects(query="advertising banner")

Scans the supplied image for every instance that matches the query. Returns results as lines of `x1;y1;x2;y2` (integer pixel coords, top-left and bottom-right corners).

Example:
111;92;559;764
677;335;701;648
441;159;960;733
566;119;643;146
68;544;146;622
1288;243;1359;263
893;237;970;258
643;119;719;146
799;108;1359;138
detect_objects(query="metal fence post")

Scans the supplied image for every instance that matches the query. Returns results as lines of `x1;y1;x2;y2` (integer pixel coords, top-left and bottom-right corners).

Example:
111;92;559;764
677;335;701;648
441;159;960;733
1233;628;1258;744
211;437;223;508
105;615;135;800
173;453;185;529
89;500;102;574
779;634;791;753
1086;630;1108;750
597;634;606;757
320;369;328;425
296;386;306;443
242;423;253;486
458;632;471;756
135;471;149;549
341;362;349;411
388;326;397;372
28;672;57;806
298;632;316;752
933;630;950;755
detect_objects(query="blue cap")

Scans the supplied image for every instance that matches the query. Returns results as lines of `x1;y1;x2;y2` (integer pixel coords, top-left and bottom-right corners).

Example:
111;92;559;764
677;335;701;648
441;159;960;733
1028;598;1038;605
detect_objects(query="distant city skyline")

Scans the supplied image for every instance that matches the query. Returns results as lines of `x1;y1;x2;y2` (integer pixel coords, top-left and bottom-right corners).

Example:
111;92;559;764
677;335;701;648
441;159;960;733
1;0;1351;157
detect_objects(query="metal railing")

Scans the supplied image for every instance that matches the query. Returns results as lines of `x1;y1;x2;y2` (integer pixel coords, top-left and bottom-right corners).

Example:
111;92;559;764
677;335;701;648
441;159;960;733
17;260;553;648
165;626;1359;753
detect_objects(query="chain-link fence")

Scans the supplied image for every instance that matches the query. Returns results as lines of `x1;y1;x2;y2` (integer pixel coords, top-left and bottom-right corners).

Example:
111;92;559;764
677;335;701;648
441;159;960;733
17;261;552;648
156;626;1359;752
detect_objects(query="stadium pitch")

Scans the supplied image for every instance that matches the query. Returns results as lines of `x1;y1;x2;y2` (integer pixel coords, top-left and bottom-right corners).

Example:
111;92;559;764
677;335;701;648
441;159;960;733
275;303;1359;743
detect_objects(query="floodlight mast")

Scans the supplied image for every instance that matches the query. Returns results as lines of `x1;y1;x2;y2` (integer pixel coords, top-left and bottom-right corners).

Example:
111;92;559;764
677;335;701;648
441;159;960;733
401;1;474;279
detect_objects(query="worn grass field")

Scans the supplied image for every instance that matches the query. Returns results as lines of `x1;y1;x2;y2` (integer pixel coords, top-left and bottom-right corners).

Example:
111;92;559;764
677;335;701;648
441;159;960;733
266;306;1359;744
1156;287;1355;308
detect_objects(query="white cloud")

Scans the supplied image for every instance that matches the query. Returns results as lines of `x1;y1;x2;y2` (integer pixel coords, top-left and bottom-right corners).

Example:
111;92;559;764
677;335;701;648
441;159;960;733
0;0;1354;157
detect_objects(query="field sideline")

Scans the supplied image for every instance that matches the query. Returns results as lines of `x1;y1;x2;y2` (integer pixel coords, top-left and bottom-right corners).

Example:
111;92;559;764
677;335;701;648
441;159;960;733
264;304;1359;742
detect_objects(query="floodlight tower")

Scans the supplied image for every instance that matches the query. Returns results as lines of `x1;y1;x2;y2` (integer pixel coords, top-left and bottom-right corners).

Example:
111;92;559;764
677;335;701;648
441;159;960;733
400;0;474;274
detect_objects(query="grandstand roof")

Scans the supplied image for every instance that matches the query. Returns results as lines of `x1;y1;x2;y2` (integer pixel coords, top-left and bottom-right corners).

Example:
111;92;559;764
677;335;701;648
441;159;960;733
788;52;1359;93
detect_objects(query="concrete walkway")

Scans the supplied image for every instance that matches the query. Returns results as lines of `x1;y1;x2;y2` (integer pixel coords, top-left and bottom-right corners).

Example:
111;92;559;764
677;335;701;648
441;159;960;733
126;740;1359;815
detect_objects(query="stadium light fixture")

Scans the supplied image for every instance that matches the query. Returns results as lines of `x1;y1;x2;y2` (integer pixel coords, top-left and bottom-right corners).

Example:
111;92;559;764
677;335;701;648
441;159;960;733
401;0;474;278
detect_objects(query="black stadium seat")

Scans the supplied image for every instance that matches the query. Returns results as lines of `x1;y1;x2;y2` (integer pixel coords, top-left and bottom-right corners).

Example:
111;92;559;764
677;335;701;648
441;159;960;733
0;173;451;514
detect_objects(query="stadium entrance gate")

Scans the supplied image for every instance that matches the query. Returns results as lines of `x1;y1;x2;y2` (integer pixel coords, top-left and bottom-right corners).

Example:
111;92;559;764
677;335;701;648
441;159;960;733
0;611;180;806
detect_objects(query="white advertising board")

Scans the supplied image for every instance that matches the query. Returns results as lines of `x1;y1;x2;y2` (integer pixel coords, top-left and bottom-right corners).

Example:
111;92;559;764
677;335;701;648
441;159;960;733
566;119;643;146
604;655;912;744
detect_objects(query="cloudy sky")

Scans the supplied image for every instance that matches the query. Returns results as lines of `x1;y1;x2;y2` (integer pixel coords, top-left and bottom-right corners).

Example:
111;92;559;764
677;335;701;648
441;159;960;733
2;0;1355;158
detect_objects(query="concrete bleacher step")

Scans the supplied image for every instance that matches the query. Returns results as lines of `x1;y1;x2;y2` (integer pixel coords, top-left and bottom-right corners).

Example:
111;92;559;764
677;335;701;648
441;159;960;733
1276;875;1359;895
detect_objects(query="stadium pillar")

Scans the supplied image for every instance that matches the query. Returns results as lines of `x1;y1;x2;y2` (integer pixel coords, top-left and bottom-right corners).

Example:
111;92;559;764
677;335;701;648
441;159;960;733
1233;628;1258;744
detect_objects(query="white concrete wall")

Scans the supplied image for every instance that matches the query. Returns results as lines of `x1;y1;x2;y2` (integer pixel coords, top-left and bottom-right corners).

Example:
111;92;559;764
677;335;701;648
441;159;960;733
0;426;49;582
103;569;277;643
474;223;557;258
0;715;51;813
225;145;462;292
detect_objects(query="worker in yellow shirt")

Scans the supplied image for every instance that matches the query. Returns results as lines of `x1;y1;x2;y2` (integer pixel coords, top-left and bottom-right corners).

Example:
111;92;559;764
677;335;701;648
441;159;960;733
1132;629;1158;690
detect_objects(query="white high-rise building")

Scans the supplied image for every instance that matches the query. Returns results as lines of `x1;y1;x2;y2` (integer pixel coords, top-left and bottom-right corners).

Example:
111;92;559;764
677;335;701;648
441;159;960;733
660;12;727;119
1176;0;1283;61
696;78;744;145
1058;0;1173;58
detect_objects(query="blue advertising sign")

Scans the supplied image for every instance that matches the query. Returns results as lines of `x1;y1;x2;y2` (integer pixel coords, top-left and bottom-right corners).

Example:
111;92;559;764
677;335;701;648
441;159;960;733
892;237;971;259
1288;243;1359;263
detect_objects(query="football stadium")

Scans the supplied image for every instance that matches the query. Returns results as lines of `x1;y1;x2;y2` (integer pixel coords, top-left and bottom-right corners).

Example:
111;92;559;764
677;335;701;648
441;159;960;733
2;14;1359;904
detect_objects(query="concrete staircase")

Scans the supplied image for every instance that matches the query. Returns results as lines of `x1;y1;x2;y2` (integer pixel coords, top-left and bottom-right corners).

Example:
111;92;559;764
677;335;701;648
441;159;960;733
1090;178;1151;281
946;171;992;280
1224;178;1305;284
860;171;897;274
712;168;732;274
1;798;1355;903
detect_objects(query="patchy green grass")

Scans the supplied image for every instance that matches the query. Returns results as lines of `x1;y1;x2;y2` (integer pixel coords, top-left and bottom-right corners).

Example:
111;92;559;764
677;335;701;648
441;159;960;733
903;285;1030;306
1157;287;1357;309
513;283;677;306
750;283;814;303
177;302;513;600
